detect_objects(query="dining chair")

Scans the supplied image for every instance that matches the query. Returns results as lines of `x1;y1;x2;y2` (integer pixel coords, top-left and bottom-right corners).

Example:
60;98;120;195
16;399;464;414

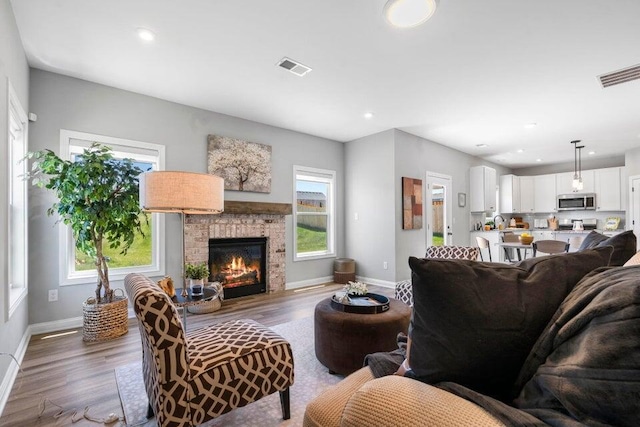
475;236;492;262
501;232;526;261
532;240;570;257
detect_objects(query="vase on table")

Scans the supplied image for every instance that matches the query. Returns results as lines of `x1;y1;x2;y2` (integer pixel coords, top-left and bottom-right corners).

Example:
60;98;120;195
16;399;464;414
190;278;204;296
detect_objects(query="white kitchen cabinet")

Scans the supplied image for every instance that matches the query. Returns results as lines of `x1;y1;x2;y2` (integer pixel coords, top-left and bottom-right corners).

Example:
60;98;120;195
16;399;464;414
470;166;497;212
595;167;622;211
532;230;555;241
534;174;556;213
499;174;520;214
554;232;587;252
555;170;595;195
519;176;535;213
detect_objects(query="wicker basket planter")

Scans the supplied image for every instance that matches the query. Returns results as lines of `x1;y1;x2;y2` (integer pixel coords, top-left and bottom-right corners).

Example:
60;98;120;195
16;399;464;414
187;282;224;314
82;293;128;342
187;296;222;314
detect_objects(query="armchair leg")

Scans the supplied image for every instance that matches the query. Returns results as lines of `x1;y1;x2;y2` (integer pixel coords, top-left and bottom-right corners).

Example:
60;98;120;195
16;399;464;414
147;403;154;419
279;388;291;420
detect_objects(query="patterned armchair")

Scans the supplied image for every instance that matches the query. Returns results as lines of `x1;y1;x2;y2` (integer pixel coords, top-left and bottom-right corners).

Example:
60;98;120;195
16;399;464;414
395;246;479;306
125;273;294;427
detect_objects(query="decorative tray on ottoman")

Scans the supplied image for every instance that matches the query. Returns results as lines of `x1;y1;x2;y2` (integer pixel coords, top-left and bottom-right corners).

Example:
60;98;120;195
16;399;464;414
330;293;390;314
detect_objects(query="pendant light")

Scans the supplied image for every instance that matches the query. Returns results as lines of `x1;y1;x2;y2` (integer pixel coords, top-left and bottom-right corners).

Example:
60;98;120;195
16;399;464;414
571;140;585;192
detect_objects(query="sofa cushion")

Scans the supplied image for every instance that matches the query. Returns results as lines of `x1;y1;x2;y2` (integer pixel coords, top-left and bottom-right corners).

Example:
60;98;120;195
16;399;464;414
579;230;636;266
406;247;613;401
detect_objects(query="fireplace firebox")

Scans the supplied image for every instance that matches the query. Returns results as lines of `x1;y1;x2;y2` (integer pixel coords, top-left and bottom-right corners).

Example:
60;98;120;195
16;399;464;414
208;237;267;299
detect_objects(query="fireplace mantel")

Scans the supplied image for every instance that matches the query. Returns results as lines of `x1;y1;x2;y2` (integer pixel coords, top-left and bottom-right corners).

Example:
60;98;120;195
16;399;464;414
223;201;292;216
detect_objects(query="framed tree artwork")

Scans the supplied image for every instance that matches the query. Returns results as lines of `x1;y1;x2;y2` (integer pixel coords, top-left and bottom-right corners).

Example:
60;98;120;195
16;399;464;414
207;134;272;193
402;177;423;230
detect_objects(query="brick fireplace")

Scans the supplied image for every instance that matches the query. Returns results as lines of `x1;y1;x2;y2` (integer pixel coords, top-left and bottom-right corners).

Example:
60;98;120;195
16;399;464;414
183;201;292;294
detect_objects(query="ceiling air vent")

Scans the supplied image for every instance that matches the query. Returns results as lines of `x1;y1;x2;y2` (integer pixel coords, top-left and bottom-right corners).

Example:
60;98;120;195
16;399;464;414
277;57;312;77
598;63;640;88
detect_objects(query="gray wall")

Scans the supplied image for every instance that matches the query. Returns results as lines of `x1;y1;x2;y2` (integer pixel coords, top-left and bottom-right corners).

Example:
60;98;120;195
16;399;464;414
344;129;510;285
393;130;510;281
28;69;345;324
0;0;30;401
513;155;624;176
344;130;396;283
625;148;640;178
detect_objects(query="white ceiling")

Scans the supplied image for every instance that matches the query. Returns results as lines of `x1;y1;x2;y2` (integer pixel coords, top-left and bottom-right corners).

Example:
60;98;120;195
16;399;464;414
10;0;640;168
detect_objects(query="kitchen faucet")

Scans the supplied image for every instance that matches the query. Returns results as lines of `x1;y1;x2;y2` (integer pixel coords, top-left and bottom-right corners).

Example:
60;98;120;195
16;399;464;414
493;214;505;228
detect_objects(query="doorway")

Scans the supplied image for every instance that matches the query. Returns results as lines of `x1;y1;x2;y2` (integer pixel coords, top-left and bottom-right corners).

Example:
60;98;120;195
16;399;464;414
630;175;640;250
426;172;453;247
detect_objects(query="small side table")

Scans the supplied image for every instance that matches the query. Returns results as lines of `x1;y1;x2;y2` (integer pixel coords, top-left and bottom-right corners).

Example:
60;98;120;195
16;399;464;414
172;287;218;329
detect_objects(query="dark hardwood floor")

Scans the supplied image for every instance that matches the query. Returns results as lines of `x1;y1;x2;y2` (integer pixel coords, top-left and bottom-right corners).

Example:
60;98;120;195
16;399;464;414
1;283;394;426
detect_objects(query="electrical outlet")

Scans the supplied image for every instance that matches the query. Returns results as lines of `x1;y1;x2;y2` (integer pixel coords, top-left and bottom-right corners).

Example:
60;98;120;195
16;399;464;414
354;212;359;220
48;289;58;302
383;261;388;270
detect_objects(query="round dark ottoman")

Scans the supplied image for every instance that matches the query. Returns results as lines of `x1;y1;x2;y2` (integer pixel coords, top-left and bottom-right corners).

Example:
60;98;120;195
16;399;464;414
314;297;411;375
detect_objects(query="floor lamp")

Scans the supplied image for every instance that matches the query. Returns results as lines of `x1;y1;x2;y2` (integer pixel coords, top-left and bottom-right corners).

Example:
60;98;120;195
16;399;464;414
139;171;224;295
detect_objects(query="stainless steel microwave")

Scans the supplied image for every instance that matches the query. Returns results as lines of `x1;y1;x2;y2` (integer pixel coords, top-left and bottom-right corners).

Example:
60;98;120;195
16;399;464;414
557;193;596;211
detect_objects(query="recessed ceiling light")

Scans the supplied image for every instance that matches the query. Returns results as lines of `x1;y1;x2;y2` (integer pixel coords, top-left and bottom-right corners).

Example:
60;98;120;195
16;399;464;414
516;149;525;153
384;0;438;28
536;158;542;162
364;112;374;119
136;28;156;42
476;143;488;148
524;123;537;129
588;151;596;155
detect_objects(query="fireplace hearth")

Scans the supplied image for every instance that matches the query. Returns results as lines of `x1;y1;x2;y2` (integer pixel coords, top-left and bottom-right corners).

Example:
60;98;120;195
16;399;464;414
209;237;267;299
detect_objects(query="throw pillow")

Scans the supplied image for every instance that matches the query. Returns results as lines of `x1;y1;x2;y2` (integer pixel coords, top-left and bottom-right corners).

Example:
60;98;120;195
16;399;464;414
578;230;608;251
579;230;636;265
623;251;640;266
406;246;613;401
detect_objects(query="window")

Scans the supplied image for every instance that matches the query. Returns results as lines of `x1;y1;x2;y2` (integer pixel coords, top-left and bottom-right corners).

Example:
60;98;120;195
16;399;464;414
59;130;166;285
7;82;28;318
293;166;336;261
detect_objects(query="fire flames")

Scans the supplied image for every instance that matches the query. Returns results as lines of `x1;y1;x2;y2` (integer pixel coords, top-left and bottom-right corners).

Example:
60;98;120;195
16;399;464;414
220;256;260;287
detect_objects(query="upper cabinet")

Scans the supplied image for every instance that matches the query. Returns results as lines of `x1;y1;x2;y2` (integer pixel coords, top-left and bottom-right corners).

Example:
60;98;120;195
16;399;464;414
499;174;520;213
519;176;535;213
555;170;595;195
594;167;622;211
499;166;624;214
470;166;497;212
534;174;557;213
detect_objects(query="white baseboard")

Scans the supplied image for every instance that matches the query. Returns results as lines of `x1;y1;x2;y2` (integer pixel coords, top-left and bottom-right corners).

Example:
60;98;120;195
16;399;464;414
28;316;83;336
0;326;31;418
286;275;397;290
356;275;396;289
285;276;333;290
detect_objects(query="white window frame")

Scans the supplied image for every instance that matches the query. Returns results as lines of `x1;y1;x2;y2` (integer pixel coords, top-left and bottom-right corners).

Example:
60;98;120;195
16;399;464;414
293;165;336;261
6;81;29;320
59;130;166;286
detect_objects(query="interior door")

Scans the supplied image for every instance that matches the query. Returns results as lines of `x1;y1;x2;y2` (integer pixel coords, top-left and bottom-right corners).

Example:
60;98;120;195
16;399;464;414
426;172;453;247
630;176;640;250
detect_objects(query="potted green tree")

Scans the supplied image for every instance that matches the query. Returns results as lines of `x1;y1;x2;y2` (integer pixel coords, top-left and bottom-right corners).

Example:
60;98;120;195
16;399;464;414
185;262;209;296
26;143;145;341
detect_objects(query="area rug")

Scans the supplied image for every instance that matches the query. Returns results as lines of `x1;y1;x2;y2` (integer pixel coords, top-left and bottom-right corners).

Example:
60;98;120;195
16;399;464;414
115;316;344;426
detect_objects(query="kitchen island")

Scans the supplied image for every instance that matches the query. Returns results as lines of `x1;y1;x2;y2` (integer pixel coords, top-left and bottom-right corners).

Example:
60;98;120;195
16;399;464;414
470;228;623;263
